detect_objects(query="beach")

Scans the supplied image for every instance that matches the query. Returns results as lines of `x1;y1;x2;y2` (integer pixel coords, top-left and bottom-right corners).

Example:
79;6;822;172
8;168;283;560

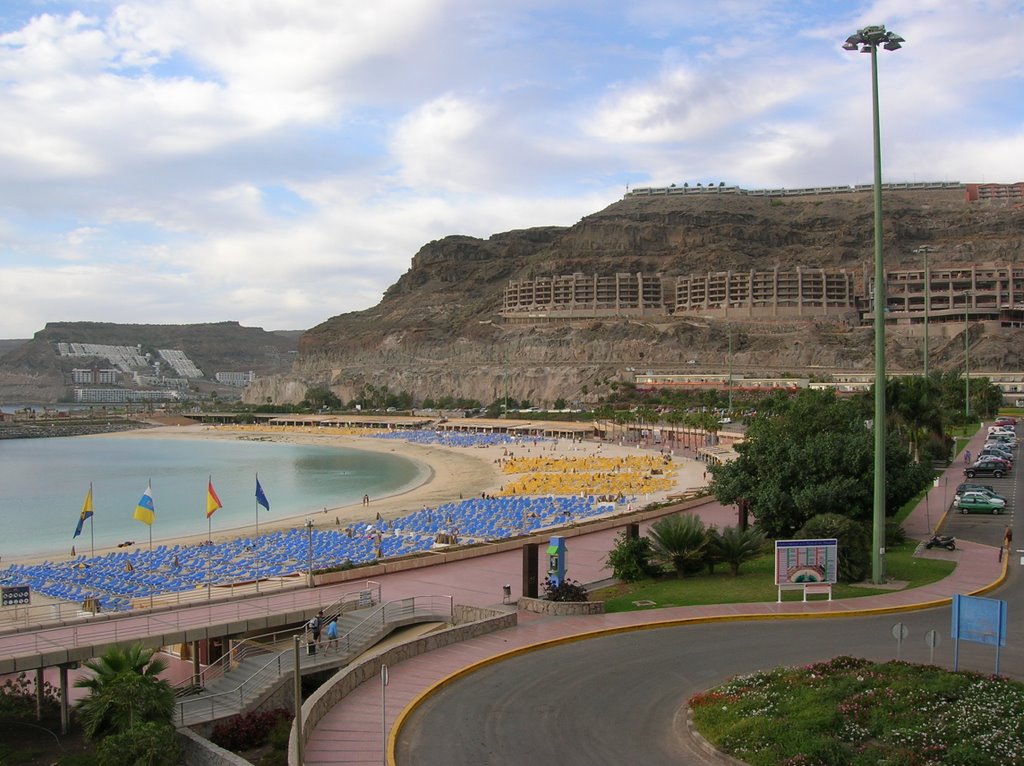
6;423;704;571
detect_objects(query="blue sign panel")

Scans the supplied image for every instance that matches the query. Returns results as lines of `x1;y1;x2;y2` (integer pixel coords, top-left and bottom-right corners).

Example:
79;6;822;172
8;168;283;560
951;594;1007;647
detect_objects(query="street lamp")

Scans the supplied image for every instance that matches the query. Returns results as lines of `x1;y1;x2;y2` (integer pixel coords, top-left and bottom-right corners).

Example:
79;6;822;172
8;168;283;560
962;292;971;417
727;323;733;412
913;246;935;377
305;518;314;588
844;24;904;585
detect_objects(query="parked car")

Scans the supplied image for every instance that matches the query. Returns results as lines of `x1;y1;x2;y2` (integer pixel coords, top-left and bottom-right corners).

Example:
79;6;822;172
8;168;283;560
954;487;1003;505
975;455;1012;472
957;491;1006;514
987;426;1015;437
954;484;1004;504
984;437;1014;450
964;461;1008;479
995;417;1017;427
980;447;1014;463
989;434;1018;448
955;482;998;497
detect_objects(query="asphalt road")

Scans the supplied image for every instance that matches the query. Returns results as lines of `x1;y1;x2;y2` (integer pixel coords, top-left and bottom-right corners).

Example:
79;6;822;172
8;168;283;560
395;443;1022;765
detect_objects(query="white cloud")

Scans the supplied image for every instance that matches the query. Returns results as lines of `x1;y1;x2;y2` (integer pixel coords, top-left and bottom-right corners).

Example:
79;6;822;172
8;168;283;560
0;0;1021;338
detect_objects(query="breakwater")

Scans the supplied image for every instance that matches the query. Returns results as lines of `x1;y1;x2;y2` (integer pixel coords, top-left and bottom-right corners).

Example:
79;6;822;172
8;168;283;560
0;420;150;440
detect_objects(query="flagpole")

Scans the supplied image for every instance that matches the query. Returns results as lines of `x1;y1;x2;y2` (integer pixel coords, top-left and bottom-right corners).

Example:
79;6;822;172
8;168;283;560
89;482;95;557
255;474;261;593
207;475;212;600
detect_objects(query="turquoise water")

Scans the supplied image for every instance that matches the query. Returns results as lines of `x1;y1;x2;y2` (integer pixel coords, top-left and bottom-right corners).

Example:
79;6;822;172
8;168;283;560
0;436;424;558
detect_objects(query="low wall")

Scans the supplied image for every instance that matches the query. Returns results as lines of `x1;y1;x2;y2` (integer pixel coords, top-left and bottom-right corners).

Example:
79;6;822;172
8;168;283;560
178;727;251;766
313;496;714;587
518;596;605;616
290;605;517;764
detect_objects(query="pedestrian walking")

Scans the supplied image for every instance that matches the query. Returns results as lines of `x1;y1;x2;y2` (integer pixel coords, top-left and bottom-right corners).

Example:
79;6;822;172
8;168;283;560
325;615;338;651
308;610;324;651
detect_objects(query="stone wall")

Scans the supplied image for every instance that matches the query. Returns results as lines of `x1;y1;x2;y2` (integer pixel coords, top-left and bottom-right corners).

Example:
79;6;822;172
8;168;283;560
177;727;252;766
517;596;605;616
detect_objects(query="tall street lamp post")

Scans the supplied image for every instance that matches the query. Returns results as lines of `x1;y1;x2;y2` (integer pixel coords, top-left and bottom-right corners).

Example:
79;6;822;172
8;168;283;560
963;292;971;417
844;24;904;585
913;246;935;377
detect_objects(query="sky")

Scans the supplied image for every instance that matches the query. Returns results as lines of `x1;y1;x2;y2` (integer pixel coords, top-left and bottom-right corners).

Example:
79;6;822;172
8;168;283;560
0;1;1021;338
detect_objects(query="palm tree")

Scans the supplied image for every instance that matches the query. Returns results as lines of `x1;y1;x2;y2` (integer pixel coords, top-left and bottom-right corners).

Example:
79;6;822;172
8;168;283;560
648;514;709;578
74;643;174;741
708;526;766;576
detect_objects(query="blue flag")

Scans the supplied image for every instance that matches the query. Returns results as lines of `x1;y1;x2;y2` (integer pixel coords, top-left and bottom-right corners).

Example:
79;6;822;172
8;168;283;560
255;476;270;511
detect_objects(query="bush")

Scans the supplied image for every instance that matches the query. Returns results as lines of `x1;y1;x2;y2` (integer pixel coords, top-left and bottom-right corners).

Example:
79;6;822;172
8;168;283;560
0;673;59;720
648;513;710;578
796;514;870;583
211;708;292;752
885;519;906;546
605;531;657;582
543;577;588;602
95;721;181;766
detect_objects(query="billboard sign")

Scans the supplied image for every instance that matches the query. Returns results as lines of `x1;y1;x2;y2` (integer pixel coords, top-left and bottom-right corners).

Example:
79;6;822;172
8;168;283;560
775;539;838;586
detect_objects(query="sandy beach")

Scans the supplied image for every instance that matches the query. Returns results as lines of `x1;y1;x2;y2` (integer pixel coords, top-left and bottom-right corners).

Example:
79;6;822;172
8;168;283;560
9;423;704;568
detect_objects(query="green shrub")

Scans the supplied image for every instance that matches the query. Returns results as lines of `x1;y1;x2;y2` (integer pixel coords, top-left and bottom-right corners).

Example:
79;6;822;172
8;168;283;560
605;531;657;582
796;513;870;583
95;721;180;766
210;708;292;751
543;577;588;602
648;513;710;578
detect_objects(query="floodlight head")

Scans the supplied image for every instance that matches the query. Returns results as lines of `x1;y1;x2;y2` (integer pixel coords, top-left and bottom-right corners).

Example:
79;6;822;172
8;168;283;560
842;40;860;51
883;40;902;51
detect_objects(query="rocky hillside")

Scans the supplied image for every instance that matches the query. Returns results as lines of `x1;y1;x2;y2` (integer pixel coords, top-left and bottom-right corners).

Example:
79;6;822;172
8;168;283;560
246;187;1024;406
0;322;299;402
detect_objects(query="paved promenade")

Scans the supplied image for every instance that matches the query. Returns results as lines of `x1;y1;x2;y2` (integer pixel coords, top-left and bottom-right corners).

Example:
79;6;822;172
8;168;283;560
304;436;1009;766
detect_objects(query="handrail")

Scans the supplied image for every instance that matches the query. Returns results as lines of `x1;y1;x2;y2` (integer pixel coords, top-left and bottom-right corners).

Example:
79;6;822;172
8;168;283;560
174;594;452;725
173;581;380;692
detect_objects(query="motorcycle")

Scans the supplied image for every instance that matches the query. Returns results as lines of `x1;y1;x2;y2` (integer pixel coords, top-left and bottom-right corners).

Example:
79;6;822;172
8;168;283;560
925;534;956;551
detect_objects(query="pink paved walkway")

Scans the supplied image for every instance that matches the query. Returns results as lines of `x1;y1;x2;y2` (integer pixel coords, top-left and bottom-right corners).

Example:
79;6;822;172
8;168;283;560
305;445;1007;766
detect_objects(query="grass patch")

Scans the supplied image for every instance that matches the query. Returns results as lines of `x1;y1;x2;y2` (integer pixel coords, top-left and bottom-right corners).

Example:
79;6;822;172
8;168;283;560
690;656;1024;765
593;541;954;613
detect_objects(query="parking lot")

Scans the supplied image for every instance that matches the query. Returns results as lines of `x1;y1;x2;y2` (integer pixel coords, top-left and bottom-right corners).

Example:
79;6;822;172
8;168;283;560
943;425;1018;548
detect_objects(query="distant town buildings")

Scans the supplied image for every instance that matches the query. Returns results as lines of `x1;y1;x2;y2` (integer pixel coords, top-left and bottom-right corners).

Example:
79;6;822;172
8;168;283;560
503;268;860;323
70;367;120;384
72;389;181;404
964;182;1024;202
214;371;256;387
503;261;1024;331
625;180;964;198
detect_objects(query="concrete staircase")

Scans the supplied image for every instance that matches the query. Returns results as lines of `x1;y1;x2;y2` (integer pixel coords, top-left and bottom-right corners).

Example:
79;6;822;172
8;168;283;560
174;595;453;727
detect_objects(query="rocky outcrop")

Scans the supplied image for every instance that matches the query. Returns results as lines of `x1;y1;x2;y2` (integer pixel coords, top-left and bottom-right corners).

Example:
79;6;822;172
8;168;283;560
251;187;1024;406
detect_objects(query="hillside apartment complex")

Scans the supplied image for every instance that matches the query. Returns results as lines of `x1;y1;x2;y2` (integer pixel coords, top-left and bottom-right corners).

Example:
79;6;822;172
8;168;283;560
501;182;1024;334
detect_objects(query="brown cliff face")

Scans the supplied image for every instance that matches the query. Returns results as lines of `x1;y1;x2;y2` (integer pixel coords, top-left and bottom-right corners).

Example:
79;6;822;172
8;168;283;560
248;188;1024;406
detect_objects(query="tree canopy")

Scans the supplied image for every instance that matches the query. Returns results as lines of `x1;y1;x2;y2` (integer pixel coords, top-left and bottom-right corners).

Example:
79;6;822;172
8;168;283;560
711;389;932;538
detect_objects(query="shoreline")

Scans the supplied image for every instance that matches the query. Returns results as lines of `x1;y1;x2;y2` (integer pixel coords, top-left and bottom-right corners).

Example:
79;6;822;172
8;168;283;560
10;424;498;566
7;424;703;568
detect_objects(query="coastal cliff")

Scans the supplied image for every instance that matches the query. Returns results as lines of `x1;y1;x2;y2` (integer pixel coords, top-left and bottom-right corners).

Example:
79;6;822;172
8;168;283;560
247;187;1024;405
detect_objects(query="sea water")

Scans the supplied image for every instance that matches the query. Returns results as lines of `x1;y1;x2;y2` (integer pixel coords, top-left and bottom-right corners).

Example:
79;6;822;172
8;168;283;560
0;435;424;559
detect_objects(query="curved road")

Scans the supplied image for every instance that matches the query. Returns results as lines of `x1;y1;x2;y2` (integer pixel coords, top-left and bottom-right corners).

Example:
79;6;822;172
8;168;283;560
395;455;1022;764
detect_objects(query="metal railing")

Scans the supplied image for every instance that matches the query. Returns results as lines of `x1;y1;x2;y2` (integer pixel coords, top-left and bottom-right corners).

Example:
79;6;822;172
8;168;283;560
174;594;453;726
173;581;381;693
0;580;380;670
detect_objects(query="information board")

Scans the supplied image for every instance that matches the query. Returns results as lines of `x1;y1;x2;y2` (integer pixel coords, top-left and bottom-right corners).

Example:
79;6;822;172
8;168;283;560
1;585;31;606
775;539;838;585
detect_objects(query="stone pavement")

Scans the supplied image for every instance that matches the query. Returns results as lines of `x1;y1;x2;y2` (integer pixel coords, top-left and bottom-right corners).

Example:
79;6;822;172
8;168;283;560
304;443;1009;766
